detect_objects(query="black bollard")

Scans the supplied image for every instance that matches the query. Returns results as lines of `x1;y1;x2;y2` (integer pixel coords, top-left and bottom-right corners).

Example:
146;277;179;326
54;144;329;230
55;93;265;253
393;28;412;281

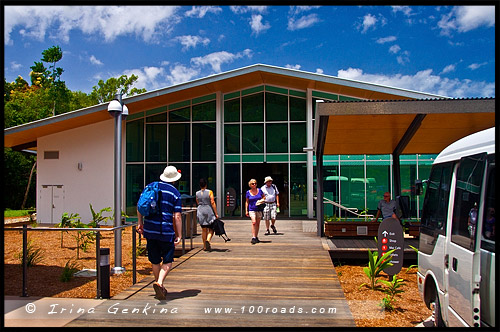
99;248;110;299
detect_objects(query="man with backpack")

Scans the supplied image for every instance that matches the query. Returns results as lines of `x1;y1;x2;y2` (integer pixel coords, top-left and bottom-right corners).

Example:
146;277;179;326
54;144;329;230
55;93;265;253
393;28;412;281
261;176;280;235
137;166;182;301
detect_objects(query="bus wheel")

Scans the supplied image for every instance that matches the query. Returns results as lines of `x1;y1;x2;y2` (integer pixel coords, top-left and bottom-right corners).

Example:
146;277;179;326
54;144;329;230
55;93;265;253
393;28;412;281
431;294;445;327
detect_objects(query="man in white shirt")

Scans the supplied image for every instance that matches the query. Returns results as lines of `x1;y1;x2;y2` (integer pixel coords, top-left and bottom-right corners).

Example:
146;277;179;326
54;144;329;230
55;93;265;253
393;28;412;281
261;176;280;235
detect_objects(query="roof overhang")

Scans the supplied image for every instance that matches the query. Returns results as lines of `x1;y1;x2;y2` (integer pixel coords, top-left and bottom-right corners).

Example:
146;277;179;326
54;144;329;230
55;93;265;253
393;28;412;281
314;98;495;156
5;64;443;151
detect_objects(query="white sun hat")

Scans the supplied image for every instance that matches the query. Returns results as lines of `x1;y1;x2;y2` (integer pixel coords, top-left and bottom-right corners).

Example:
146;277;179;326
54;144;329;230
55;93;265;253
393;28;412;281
160;165;182;183
264;176;273;183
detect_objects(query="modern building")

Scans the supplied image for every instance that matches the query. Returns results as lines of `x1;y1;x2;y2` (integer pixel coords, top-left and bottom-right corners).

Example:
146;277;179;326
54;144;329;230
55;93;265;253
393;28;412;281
6;64;456;224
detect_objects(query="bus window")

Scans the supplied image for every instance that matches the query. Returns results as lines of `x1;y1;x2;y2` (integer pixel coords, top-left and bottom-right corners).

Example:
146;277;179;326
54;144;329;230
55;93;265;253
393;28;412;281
421;162;453;233
451;153;487;251
419;162;453;254
481;162;495;252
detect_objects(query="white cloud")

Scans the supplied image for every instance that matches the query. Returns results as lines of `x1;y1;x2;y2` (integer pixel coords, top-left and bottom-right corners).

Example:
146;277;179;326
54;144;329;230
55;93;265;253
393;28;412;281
191;49;253;73
288;13;320;31
4;6;181;45
123;66;165;90
438;6;495;36
230;6;268;14
288;6;321;16
389;44;401;54
89;55;103;66
359;14;377;34
250;14;271;35
376;36;397;44
174;35;210;51
397;51;410;65
440;64;456;74
10;61;22;71
316;68;324;74
166;64;200;86
285;64;301;70
337;67;494;98
468;62;488;70
392;6;413;17
185;6;222;18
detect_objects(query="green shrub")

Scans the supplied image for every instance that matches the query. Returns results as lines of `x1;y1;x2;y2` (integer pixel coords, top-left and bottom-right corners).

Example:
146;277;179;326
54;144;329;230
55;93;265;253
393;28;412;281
378;275;406;311
359;249;395;290
17;239;44;267
60;260;80;282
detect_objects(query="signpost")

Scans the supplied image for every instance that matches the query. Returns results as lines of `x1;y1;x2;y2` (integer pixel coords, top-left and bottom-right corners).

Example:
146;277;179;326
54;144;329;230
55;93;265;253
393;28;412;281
225;187;236;214
377;217;404;276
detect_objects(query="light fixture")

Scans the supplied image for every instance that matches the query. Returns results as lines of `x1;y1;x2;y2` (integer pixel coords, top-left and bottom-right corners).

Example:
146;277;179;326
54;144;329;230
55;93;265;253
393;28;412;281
107;99;122;113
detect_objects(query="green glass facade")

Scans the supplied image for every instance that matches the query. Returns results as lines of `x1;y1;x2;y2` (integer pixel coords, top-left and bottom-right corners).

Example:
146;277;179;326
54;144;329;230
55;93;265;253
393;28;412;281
125;85;436;219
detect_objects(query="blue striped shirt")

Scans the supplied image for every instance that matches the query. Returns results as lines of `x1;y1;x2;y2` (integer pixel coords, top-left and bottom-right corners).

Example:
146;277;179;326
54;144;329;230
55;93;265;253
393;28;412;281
143;181;182;242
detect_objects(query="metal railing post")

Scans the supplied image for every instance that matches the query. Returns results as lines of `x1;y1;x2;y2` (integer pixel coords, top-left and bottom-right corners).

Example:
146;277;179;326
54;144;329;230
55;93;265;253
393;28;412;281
190;210;194;250
132;225;137;285
22;224;28;297
182;213;186;255
96;230;101;299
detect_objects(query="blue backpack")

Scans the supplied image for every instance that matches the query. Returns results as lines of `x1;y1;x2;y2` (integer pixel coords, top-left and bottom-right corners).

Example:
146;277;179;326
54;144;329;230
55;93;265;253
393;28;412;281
137;182;161;217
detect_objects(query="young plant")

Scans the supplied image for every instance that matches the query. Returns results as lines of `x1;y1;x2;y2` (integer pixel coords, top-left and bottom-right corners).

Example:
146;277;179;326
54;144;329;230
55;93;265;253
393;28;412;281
88;204;112;227
17;238;45;267
378;274;406;310
405;245;419;273
359;249;395;290
57;212;80;248
60;259;81;282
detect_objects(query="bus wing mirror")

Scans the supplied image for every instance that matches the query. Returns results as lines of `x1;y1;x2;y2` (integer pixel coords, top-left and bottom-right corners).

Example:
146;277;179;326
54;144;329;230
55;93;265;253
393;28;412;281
414;180;424;196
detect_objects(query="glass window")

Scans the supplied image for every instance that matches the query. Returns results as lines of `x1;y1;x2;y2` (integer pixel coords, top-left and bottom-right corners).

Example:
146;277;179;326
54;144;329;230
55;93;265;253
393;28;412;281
224;98;240;123
169;106;190;122
481;160;495;252
417;159;434;217
290;123;306;153
224;124;240;154
290;163;307;216
265;92;288;121
192;163;217;197
266;123;288;153
145;163;166;186
400;163;417;216
192;123;216;161
290;96;306;121
366;162;390;213
126;119;143;162
146;124;167;162
169;163;190;194
242;124;264;153
147;112;167;122
451;153;487;251
420;162;453;236
193;100;216;121
126;164;144;216
341;163;364;211
224;164;241;217
169;123;190;162
242;93;264;122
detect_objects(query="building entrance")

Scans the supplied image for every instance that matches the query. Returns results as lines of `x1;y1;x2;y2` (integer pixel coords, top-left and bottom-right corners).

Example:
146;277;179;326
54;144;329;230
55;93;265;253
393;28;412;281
242;163;288;217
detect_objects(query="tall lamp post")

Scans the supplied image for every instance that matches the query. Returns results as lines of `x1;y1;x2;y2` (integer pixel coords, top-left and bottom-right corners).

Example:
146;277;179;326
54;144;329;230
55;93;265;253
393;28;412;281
107;93;128;275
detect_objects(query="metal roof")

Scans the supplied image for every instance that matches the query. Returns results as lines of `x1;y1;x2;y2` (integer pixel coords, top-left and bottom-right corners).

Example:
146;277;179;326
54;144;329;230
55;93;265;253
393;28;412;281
5;64;443;151
314;97;495;156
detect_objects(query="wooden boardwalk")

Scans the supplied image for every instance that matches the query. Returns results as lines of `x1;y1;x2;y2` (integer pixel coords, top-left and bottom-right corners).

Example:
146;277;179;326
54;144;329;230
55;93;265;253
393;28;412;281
66;219;355;327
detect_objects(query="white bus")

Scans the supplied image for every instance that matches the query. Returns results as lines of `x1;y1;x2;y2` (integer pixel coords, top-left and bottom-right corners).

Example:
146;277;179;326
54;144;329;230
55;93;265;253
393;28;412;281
415;127;495;327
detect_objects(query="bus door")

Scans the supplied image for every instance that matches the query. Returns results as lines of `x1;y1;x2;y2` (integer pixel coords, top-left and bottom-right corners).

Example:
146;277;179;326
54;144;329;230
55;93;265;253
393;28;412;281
446;153;486;327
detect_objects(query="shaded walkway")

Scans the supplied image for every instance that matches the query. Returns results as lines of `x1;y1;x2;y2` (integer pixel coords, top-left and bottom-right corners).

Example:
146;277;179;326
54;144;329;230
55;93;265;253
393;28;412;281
66;219;354;327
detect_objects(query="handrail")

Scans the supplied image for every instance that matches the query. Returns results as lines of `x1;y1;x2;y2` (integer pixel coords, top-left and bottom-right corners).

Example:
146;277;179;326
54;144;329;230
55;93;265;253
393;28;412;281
314;196;374;218
4;209;198;298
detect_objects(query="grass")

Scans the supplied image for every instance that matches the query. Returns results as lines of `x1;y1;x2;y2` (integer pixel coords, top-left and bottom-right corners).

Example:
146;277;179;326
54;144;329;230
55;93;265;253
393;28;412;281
4;209;34;218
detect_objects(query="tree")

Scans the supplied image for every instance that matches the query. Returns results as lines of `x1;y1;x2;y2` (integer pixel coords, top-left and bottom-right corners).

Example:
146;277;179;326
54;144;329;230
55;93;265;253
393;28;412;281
90;74;146;104
41;45;64;82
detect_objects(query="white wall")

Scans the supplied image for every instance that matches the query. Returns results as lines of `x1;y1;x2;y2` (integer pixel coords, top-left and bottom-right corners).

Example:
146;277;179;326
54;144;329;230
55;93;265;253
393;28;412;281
37;119;123;224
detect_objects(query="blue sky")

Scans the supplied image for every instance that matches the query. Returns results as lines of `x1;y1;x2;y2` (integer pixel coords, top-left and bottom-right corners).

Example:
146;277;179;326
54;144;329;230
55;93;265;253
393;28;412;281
4;5;496;98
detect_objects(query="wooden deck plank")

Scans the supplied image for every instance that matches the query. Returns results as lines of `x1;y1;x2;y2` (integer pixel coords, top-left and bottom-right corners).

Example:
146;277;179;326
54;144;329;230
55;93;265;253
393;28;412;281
65;219;355;327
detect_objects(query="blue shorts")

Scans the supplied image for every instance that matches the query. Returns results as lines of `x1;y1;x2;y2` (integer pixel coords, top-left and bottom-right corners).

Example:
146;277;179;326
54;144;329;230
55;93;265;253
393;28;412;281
146;239;175;265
